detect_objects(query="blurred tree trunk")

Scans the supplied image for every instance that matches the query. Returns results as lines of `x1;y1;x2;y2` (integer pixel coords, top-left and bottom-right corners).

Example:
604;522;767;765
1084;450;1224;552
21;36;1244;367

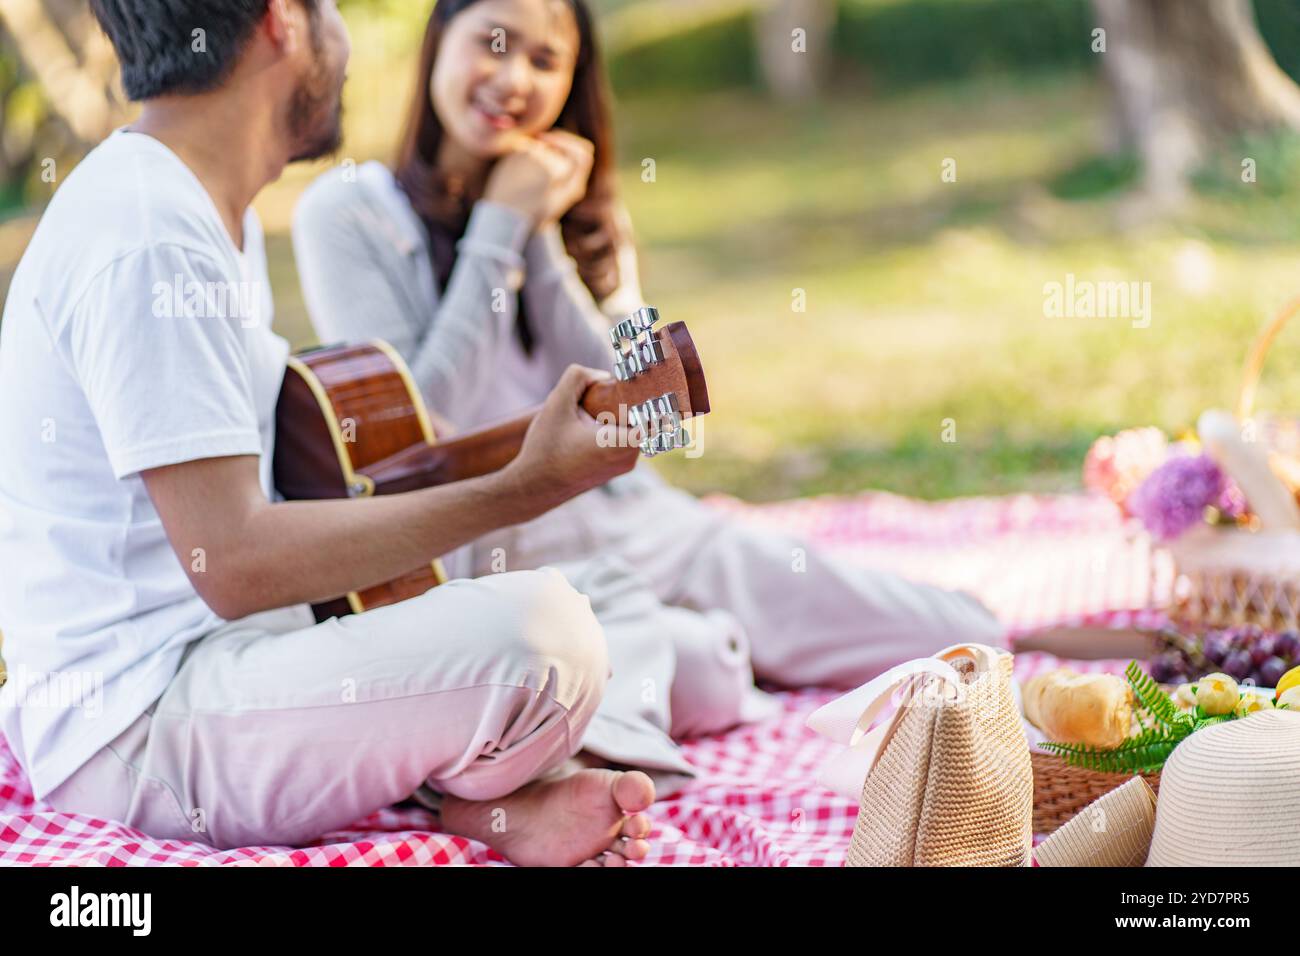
1094;0;1300;204
0;0;122;144
755;0;833;102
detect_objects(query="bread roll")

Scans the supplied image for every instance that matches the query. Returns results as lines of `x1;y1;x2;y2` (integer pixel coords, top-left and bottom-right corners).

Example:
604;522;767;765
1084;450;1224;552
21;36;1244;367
1023;669;1132;749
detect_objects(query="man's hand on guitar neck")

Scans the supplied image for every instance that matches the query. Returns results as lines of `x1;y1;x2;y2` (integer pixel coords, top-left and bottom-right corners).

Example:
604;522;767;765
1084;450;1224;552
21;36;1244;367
141;364;640;621
504;363;642;509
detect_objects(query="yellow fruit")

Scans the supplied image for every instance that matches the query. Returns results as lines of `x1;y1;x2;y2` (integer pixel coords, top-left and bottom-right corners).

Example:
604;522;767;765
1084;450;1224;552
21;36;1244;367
1275;665;1300;701
1277;687;1300;710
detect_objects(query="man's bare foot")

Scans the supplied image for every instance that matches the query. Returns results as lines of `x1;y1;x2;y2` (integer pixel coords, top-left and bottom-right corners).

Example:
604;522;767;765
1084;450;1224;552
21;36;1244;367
440;768;655;867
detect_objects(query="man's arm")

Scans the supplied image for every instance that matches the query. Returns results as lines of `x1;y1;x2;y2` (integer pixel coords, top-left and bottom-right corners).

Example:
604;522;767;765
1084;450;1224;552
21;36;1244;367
142;365;639;620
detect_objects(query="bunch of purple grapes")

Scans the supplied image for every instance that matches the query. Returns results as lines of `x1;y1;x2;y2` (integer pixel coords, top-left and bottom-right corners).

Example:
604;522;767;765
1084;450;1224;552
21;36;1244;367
1150;626;1300;687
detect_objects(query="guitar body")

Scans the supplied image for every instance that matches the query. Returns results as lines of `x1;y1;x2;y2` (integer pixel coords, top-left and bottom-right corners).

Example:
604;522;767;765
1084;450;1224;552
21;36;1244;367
273;308;709;621
274;341;446;619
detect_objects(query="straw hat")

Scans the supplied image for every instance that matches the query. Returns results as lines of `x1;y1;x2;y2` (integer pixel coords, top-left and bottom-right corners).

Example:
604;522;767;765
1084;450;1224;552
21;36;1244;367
1148;708;1300;866
1037;709;1300;866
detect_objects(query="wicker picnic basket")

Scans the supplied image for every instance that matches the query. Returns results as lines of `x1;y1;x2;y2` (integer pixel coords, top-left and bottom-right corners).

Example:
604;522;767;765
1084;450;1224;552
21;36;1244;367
1164;297;1300;632
1032;303;1300;834
1031;751;1160;834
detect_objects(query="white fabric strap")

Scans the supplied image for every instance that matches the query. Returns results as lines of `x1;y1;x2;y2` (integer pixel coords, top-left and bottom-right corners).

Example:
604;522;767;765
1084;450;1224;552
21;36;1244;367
805;643;1003;801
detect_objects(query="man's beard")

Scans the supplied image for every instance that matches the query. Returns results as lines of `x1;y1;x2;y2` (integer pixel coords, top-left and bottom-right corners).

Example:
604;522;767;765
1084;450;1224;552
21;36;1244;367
287;66;344;163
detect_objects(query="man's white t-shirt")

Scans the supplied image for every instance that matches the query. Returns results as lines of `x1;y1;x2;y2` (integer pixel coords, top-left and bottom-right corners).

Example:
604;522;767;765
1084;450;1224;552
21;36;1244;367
0;129;289;798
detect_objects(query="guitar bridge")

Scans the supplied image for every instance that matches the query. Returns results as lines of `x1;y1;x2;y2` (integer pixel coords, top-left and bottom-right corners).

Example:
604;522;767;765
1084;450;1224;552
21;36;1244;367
629;391;688;458
610;306;664;381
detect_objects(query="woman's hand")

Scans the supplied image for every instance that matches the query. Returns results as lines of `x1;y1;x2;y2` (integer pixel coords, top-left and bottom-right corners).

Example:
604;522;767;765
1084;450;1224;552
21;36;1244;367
483;131;594;227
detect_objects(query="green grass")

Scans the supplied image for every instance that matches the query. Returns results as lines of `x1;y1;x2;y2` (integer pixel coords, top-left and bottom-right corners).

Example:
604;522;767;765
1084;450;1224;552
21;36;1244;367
608;76;1300;499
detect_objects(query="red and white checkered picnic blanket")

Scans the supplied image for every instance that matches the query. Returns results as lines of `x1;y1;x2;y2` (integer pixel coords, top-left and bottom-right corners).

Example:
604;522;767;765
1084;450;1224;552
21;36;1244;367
0;491;1161;866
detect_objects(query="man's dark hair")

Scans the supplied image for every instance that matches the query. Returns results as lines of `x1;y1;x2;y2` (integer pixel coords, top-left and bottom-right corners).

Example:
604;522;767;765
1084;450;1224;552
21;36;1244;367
90;1;315;101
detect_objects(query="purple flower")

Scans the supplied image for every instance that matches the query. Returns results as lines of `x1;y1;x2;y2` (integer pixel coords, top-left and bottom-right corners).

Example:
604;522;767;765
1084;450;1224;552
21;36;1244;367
1127;453;1226;540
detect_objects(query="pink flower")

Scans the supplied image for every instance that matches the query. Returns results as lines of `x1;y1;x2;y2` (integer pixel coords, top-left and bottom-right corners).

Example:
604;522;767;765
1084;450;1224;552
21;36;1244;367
1218;479;1248;520
1083;427;1169;516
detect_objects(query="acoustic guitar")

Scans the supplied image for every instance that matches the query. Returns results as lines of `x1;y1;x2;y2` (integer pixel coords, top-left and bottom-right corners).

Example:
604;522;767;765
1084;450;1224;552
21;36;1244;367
273;306;709;620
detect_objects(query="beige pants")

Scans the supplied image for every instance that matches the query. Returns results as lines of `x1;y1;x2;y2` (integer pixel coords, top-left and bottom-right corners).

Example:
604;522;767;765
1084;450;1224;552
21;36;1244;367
46;569;624;849
449;470;1004;805
461;469;1004;691
48;476;1001;849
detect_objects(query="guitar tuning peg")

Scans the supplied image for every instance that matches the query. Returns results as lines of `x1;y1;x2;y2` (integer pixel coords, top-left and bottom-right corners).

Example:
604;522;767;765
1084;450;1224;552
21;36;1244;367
630;390;686;458
610;306;664;381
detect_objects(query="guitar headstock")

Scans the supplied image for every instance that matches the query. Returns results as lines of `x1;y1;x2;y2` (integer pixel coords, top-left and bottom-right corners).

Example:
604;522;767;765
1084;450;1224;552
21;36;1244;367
582;306;710;458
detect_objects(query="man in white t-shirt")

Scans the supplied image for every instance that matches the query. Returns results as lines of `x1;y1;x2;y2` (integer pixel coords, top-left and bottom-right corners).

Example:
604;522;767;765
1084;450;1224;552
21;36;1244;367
0;0;657;866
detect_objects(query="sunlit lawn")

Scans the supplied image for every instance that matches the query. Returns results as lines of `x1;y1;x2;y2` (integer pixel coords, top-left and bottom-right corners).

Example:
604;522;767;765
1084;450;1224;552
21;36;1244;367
5;12;1300;502
613;77;1300;500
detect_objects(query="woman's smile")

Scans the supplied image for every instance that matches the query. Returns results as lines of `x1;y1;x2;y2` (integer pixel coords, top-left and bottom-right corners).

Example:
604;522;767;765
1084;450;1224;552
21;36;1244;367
471;94;524;132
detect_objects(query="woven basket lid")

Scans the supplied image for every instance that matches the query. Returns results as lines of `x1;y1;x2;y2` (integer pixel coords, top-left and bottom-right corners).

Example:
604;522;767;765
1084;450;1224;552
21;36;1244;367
1148;709;1300;866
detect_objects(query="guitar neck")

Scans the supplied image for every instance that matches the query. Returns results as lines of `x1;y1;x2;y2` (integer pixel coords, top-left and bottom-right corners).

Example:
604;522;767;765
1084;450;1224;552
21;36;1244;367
358;379;622;494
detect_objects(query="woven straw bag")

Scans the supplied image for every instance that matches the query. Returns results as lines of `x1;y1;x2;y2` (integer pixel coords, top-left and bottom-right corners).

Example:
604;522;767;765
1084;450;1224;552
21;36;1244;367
808;644;1033;866
1163;298;1300;631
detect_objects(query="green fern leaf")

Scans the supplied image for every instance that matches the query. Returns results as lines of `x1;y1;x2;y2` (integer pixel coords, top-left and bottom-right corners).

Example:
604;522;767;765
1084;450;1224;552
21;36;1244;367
1193;714;1233;731
1041;728;1180;774
1125;660;1193;734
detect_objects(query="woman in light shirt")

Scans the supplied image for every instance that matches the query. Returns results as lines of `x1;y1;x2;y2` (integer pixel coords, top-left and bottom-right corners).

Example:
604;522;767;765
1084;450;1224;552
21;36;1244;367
293;0;1001;783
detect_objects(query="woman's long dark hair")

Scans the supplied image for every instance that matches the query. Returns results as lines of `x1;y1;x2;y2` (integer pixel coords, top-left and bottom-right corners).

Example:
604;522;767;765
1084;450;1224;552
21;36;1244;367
395;0;623;310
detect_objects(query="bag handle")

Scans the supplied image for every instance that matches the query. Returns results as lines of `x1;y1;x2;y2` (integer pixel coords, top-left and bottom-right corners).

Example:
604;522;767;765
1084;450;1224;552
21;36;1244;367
806;643;1003;801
